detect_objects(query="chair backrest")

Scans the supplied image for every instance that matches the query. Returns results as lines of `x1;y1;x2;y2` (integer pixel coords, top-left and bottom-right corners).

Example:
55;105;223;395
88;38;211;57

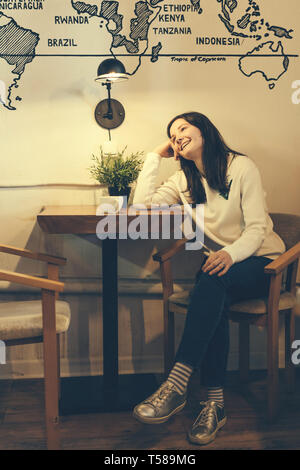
270;213;300;251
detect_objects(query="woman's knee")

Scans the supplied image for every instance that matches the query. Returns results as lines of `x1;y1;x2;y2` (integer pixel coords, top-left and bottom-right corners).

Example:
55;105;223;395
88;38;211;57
195;270;228;290
189;271;227;306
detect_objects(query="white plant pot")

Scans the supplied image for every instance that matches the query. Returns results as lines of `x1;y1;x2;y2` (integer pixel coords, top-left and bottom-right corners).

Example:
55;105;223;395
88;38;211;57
95;195;128;213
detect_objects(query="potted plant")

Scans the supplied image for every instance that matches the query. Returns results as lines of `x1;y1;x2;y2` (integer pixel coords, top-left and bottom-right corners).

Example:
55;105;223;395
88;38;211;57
89;146;144;198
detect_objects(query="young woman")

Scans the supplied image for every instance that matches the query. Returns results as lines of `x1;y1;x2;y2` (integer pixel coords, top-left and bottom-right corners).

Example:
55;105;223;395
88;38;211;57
132;112;285;445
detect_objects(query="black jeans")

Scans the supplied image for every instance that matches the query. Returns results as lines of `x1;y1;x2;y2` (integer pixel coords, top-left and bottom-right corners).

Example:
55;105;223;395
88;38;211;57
175;256;272;387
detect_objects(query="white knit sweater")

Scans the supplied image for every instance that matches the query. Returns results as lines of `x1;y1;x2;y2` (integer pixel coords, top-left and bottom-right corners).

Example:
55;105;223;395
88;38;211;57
133;152;285;263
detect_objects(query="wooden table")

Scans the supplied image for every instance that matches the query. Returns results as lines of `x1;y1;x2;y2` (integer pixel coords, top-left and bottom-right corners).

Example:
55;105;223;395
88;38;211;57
38;205;183;413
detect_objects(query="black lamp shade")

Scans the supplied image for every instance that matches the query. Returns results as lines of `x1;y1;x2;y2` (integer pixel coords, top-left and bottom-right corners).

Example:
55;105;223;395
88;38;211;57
95;58;128;83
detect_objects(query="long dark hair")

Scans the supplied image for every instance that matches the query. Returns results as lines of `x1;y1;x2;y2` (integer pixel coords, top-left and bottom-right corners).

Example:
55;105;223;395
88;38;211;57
167;112;244;204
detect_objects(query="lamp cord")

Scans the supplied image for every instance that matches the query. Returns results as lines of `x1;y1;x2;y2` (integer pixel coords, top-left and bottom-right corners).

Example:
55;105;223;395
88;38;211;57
108;129;111;141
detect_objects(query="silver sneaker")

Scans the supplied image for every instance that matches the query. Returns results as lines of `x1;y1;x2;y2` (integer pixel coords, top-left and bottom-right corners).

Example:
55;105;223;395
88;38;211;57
133;381;187;424
188;400;227;445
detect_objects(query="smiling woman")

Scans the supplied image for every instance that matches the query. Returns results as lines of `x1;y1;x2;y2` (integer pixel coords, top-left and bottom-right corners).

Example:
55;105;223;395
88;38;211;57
169;118;204;163
166;112;245;203
132;111;286;446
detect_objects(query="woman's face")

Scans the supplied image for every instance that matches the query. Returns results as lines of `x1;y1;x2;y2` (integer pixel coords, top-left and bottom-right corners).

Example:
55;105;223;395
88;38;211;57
169;118;204;161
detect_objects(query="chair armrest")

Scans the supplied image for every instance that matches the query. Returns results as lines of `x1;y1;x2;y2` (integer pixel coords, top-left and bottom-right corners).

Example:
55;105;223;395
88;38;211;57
153;238;188;263
0;244;67;266
152;239;189;300
0;269;64;292
264;241;300;275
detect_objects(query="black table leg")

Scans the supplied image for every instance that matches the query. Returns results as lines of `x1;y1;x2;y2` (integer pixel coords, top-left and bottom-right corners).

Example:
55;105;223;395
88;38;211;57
102;238;119;399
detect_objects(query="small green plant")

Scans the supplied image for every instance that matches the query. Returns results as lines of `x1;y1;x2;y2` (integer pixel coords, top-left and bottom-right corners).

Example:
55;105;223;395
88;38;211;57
89;146;144;193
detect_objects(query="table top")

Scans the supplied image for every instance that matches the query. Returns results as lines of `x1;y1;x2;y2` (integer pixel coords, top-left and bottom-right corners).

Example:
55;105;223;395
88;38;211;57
37;205;184;234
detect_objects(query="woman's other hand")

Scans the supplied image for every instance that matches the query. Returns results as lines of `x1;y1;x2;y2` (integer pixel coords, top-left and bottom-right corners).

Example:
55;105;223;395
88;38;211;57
153;140;180;161
202;250;233;276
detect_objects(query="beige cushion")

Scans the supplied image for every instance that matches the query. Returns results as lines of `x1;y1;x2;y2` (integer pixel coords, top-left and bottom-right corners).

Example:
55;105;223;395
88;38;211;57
0;300;71;341
229;291;296;314
169;291;191;308
169;290;296;315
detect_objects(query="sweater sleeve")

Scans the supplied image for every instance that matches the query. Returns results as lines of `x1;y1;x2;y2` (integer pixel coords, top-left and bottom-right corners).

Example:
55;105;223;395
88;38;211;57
133;152;181;206
221;159;268;264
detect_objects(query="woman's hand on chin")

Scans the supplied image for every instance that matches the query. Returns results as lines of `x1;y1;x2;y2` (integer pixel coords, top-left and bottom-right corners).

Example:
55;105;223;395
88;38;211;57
153;140;180;160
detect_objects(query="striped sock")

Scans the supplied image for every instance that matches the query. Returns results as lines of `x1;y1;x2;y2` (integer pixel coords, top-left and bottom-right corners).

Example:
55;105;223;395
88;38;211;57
167;362;193;395
207;387;224;406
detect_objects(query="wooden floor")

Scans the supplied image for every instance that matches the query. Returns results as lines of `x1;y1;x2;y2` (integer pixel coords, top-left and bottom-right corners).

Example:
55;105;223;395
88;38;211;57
0;370;300;450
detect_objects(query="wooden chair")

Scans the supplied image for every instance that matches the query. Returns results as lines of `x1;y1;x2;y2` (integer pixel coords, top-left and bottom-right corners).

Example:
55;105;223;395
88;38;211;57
153;213;300;422
0;244;71;449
